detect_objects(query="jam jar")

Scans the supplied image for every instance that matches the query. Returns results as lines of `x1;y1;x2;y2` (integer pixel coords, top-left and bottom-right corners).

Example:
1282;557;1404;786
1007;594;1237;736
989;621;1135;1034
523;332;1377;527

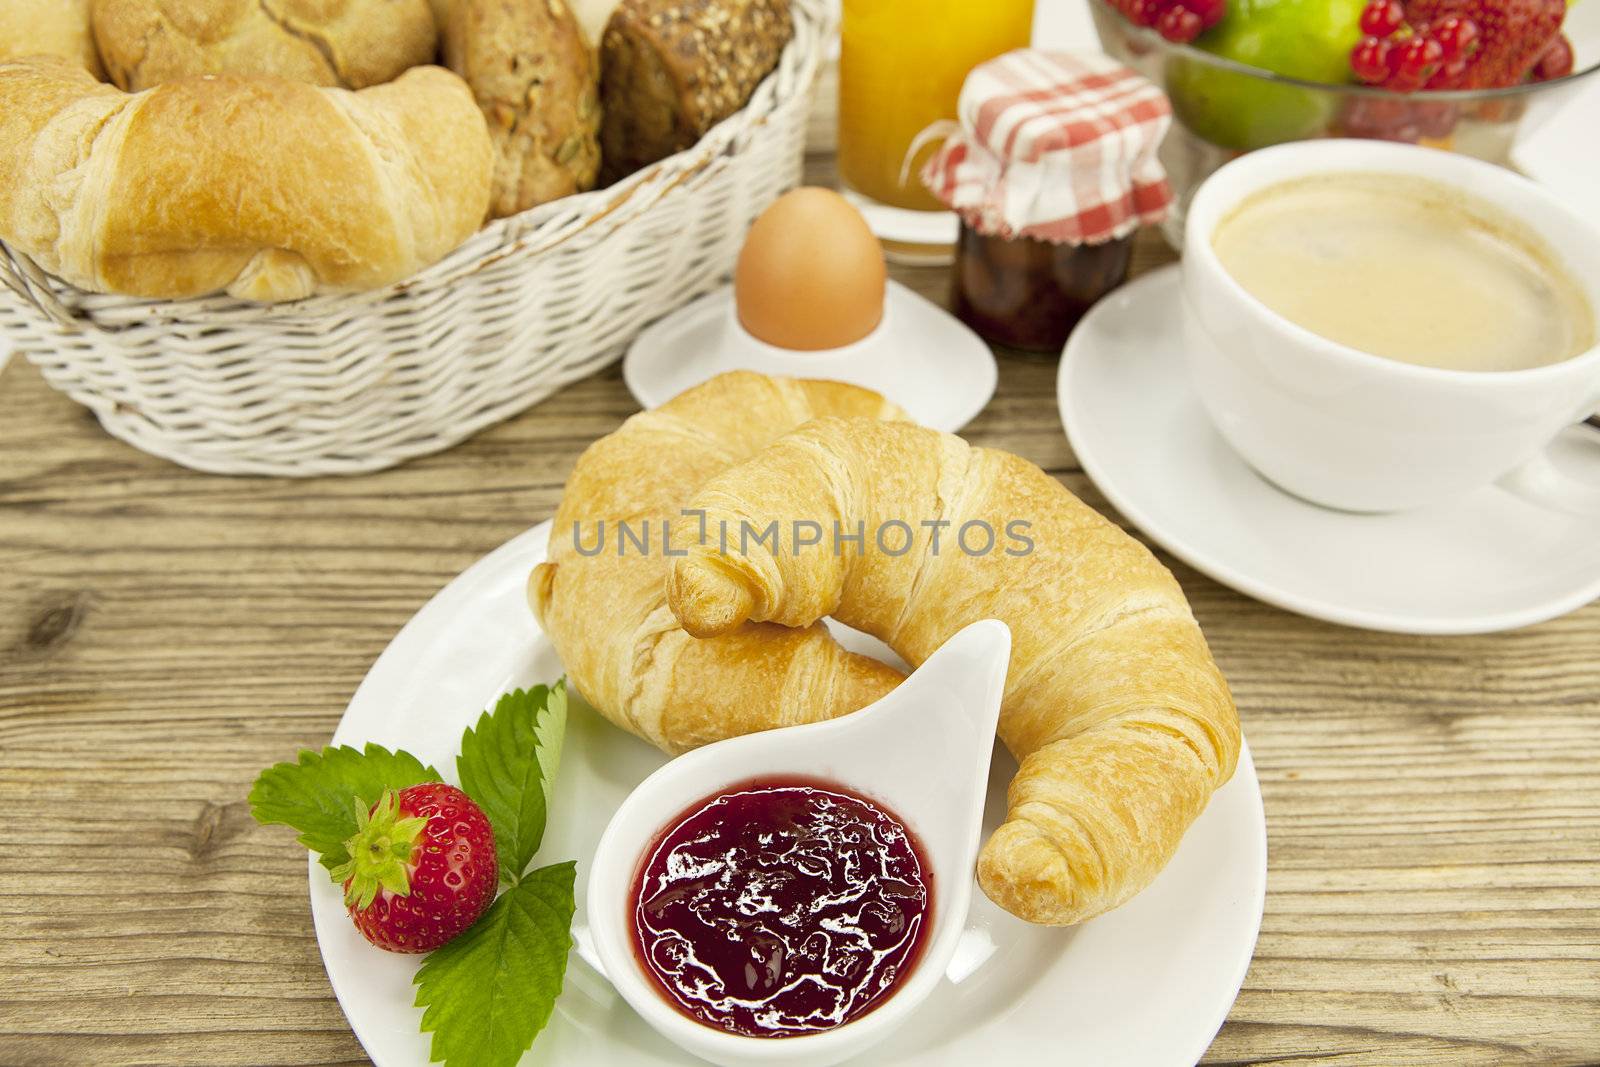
952;225;1133;352
920;49;1174;353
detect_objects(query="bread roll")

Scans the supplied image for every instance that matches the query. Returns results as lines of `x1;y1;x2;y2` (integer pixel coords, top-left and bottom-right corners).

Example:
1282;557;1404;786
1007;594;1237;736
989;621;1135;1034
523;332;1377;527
0;0;103;77
0;56;493;302
92;0;438;90
444;0;601;219
599;0;791;181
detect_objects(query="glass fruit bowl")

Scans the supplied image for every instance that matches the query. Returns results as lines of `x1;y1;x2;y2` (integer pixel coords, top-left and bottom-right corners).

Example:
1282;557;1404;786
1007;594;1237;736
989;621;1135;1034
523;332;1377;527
1090;0;1600;246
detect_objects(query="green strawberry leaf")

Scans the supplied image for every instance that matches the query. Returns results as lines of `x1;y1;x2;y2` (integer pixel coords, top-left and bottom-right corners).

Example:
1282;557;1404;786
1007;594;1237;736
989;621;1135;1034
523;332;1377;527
457;682;569;884
414;861;577;1067
248;744;441;874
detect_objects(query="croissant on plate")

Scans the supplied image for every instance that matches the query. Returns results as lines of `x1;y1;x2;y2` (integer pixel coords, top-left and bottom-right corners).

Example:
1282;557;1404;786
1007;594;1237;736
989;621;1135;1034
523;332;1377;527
665;414;1241;926
527;372;907;753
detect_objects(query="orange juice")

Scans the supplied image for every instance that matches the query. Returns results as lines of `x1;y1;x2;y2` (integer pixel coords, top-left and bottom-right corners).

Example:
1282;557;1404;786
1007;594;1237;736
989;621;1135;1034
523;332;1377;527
839;0;1035;212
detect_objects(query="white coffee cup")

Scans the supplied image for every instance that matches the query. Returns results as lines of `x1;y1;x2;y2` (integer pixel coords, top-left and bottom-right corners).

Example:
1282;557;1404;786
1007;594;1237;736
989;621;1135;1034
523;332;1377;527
1182;139;1600;514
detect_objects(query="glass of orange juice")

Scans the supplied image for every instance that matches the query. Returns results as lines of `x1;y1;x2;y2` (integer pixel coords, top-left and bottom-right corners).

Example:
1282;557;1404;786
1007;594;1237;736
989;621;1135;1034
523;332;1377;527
839;0;1035;229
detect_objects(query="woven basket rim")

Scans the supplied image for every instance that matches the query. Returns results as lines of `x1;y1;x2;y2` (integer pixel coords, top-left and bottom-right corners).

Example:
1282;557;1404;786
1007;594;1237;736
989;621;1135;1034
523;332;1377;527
0;0;832;329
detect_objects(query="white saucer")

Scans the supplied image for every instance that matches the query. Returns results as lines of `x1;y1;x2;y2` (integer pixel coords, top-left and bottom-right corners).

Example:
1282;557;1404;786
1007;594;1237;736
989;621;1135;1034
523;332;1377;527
1060;265;1600;634
313;520;1266;1067
623;281;997;432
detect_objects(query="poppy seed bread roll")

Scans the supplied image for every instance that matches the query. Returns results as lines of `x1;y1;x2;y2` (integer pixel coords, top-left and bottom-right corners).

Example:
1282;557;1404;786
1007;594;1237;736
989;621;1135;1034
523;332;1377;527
0;56;493;301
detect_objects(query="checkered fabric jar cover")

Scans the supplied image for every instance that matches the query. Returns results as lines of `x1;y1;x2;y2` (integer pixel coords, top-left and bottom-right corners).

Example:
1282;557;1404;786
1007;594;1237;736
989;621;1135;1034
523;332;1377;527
921;49;1173;245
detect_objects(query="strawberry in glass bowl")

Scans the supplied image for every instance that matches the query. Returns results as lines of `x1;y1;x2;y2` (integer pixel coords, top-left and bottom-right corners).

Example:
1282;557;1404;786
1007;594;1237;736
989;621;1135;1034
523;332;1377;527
1091;0;1599;244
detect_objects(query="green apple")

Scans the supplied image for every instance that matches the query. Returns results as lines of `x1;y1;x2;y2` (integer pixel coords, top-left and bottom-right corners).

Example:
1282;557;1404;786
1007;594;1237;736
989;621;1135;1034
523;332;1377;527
1167;0;1366;152
1199;0;1367;84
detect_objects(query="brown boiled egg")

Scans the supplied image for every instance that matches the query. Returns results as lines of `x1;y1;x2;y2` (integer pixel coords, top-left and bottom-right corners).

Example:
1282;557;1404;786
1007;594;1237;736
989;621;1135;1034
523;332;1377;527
735;187;887;351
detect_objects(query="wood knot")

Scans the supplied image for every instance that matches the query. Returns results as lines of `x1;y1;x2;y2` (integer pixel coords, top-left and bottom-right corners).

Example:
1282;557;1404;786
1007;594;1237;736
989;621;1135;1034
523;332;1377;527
26;592;94;652
189;800;251;862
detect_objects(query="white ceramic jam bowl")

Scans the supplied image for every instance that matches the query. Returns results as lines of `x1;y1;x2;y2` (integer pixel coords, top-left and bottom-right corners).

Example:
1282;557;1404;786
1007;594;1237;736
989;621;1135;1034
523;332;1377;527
584;620;1012;1067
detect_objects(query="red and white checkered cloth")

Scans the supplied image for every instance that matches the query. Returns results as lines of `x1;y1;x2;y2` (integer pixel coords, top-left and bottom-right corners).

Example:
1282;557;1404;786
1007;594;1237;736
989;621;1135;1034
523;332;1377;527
921;50;1173;245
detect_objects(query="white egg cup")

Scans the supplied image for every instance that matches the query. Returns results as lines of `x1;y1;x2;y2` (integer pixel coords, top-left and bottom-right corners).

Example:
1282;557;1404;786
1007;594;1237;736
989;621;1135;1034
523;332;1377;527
585;620;1012;1067
622;281;998;432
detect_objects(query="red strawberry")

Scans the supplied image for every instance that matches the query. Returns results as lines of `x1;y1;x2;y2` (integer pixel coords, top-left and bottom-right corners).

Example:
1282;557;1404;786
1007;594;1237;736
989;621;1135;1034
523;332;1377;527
1404;0;1566;88
331;784;497;953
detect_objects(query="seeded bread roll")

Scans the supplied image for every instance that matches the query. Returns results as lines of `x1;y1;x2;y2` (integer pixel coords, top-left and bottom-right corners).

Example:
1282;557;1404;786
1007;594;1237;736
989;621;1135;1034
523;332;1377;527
444;0;601;219
0;0;103;77
92;0;439;91
599;0;791;181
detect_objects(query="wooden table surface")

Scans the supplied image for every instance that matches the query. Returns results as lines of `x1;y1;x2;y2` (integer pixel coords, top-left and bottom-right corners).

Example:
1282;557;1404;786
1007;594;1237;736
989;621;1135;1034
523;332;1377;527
3;164;1599;1065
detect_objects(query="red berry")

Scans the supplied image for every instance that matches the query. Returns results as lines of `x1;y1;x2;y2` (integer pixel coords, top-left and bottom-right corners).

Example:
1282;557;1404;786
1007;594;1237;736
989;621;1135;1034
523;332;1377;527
1427;56;1471;88
1431;16;1481;61
1532;33;1575;81
1382;35;1421;88
332;783;498;954
1127;0;1166;27
1157;5;1205;42
1404;0;1566;89
1186;0;1227;28
1117;0;1228;34
1360;0;1405;36
1397;35;1446;84
1352;36;1393;83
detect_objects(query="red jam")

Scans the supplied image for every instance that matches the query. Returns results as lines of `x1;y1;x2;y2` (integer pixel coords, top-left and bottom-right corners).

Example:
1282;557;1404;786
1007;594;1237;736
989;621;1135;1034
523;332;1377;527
952;222;1134;353
631;777;932;1038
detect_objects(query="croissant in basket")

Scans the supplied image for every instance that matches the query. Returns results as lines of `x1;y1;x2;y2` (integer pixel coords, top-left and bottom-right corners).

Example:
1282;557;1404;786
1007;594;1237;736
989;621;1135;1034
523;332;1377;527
0;56;492;301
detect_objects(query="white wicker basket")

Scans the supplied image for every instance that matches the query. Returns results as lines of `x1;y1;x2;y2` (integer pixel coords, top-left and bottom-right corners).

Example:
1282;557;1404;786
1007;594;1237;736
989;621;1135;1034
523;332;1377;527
0;0;827;476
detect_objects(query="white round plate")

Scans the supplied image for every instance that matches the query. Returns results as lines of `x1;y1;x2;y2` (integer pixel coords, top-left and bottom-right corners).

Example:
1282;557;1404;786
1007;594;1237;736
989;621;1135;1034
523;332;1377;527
622;282;997;432
1060;266;1600;635
313;520;1266;1067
